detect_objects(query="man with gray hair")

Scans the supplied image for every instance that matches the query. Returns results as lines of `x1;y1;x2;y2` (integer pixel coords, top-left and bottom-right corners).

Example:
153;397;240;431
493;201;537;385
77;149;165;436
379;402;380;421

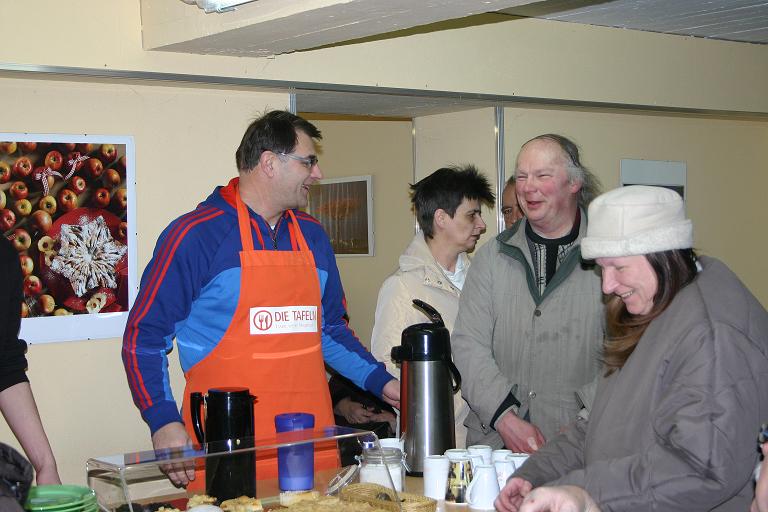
452;134;604;451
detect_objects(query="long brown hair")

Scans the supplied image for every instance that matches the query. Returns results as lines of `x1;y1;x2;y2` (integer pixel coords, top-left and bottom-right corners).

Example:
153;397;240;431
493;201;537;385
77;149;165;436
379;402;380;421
603;249;699;376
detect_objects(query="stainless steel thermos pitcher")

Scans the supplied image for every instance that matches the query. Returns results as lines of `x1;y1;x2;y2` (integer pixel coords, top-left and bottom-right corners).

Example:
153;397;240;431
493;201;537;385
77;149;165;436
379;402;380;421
190;387;256;501
391;299;461;475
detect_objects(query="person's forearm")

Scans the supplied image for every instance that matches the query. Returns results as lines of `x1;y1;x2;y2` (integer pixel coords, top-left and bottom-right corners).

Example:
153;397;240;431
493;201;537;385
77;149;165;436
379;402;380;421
0;382;59;481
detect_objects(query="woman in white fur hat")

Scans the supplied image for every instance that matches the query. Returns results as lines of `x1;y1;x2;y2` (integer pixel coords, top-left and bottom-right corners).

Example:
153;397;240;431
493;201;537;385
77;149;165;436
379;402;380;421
496;185;768;512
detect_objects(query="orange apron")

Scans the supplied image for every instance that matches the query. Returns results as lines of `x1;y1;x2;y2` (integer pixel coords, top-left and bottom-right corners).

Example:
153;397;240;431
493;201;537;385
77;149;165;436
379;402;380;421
181;187;337;483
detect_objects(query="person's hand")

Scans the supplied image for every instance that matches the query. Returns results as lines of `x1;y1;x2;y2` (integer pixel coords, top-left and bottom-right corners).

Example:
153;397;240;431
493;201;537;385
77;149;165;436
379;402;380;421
519;485;601;512
381;379;400;410
334;397;375;424
34;462;61;485
751;443;768;512
496;477;533;512
370;410;397;432
497;411;546;453
152;422;195;487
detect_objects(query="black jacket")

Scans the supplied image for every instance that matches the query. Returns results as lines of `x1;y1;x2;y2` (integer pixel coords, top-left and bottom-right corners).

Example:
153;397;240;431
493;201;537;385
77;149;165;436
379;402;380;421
0;235;28;393
0;443;32;512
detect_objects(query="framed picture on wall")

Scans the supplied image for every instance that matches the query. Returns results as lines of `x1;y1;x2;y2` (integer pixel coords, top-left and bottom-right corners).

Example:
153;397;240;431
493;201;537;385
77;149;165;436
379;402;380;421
1;133;137;343
305;175;374;257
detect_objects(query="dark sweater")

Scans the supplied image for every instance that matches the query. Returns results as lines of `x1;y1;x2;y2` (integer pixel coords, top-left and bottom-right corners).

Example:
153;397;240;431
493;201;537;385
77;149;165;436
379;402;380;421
0;236;28;392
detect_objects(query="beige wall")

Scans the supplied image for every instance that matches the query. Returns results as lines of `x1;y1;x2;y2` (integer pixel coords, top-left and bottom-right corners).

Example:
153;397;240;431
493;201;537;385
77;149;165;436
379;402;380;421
503;107;768;304
414;108;501;240
1;2;767;114
304;117;414;346
0;76;287;484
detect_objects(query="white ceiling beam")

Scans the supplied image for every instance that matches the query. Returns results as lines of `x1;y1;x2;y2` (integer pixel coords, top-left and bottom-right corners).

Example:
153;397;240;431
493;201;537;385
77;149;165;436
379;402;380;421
141;0;539;57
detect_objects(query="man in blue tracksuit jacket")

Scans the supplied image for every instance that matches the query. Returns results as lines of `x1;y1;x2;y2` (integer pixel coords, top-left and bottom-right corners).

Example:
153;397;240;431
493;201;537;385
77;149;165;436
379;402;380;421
122;111;398;486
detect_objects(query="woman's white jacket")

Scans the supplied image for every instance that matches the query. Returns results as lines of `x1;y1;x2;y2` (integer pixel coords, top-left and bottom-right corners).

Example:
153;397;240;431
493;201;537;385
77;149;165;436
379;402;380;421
370;232;470;448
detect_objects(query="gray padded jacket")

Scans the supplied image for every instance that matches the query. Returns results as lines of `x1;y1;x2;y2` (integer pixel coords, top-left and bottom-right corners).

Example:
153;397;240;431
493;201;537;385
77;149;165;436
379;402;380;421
452;214;604;446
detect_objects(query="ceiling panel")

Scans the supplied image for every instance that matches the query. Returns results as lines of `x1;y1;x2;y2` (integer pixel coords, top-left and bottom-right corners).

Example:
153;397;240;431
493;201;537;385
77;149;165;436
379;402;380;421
501;0;768;44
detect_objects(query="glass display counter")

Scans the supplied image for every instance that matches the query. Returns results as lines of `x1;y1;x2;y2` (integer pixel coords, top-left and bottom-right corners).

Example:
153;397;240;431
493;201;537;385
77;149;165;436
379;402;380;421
86;426;400;512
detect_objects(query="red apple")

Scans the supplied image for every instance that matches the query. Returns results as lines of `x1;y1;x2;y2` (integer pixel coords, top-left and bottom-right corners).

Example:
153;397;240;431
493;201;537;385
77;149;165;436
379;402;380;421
12;156;33;178
0;208;16;231
118;221;128;240
19;254;33;276
13;199;32;217
31;210;52;233
21;302;28;318
37;235;55;253
93;188;110;208
0;189;5;210
114;188;128;210
70;175;86;195
11;228;31;252
9;181;28;200
38;294;55;314
0;162;11;183
58;142;76;152
44;150;64;172
23;275;42;296
99;144;117;163
117;155;127;171
77;143;96;154
38;195;57;215
104;168;121;186
0;141;17;154
19;142;37;153
83;158;103;179
57;188;78;212
66;151;86;173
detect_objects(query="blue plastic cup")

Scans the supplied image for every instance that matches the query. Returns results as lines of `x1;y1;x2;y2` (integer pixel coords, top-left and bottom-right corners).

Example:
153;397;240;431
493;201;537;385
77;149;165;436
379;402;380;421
275;412;315;491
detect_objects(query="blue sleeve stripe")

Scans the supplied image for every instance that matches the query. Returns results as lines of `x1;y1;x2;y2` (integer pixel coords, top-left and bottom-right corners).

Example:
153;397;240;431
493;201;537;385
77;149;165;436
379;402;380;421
123;206;223;412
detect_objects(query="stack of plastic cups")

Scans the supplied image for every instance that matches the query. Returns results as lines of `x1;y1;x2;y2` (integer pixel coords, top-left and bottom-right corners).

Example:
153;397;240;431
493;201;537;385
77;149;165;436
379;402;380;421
275;412;315;491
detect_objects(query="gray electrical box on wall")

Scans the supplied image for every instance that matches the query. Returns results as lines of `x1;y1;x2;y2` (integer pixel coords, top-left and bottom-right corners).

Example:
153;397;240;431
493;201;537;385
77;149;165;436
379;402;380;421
620;159;687;204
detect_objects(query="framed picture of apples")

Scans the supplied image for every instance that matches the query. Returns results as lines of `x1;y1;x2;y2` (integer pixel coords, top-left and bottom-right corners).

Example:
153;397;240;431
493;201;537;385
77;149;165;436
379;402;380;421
0;133;137;343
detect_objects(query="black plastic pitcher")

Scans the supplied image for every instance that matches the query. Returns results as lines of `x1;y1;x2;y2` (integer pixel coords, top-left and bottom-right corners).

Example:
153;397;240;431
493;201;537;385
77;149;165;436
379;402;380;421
190;387;256;500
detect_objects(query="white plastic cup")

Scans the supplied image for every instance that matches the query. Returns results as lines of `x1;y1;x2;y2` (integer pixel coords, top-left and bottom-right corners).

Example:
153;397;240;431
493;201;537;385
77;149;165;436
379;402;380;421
491;449;513;463
467;445;492;465
508;453;530;472
444;448;470;461
423;454;450;500
494;456;515;490
379;437;405;452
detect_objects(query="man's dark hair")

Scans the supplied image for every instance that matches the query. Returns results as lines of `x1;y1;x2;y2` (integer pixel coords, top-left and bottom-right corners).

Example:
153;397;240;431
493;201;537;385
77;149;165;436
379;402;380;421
410;165;495;239
235;110;322;172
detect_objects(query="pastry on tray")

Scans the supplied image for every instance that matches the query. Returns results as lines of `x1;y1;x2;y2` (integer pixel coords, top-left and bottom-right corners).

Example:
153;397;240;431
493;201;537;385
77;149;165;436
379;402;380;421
282;495;388;512
220;495;263;512
279;490;321;507
188;495;217;508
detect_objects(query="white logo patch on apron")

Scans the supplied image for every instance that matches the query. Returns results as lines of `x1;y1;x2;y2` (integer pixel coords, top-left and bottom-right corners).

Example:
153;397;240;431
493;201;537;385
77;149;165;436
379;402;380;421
249;306;318;335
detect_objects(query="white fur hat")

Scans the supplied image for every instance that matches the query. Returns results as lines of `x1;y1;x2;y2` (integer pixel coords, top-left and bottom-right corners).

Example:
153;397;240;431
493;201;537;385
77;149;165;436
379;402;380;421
581;185;693;259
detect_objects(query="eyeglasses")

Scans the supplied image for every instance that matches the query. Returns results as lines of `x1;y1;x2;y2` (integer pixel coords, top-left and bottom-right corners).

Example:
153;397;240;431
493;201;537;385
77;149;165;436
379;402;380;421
278;152;318;169
501;206;522;216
